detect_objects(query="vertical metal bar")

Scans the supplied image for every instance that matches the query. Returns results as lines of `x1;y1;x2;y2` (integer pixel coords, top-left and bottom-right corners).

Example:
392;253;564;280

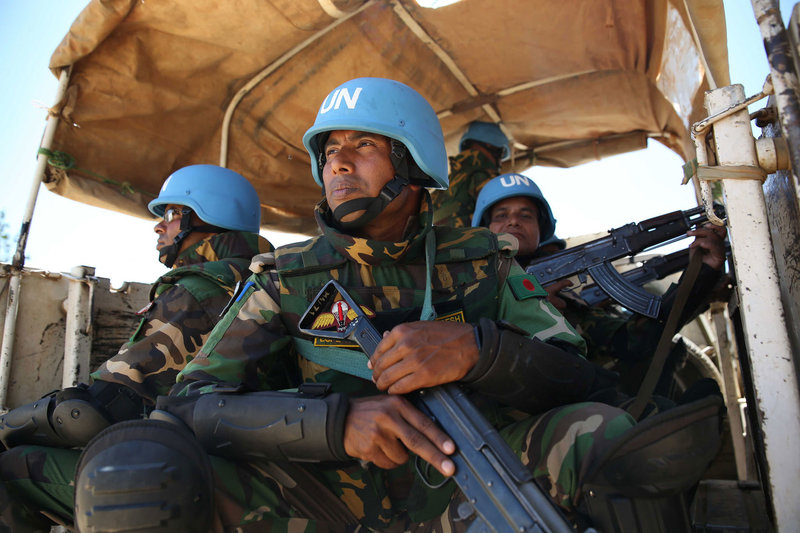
706;84;800;532
751;0;800;176
0;68;71;411
709;303;752;482
63;266;95;388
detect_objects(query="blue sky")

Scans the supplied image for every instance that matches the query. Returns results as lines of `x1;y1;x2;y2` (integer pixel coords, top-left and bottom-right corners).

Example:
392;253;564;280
0;1;795;285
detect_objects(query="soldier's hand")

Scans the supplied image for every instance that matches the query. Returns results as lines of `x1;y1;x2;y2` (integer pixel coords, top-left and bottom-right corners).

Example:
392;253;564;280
369;321;479;394
687;224;727;270
343;395;455;476
544;279;573;311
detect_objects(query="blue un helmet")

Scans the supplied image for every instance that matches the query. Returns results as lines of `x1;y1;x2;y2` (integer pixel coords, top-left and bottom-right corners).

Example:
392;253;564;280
148;164;260;266
459;121;510;161
302;78;447;229
148;165;260;232
471;173;556;242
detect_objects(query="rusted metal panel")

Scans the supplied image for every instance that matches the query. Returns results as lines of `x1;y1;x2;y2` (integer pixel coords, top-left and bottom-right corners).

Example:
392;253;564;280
0;265;149;408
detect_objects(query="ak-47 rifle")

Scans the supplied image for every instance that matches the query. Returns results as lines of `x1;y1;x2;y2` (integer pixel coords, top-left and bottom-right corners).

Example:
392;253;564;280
298;280;576;533
577;243;731;307
525;204;725;318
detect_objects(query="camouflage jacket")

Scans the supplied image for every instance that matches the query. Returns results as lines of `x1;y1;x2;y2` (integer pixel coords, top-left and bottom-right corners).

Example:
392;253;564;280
90;231;272;403
178;195;585;391
176;195;585;527
432;148;723;382
431;147;499;228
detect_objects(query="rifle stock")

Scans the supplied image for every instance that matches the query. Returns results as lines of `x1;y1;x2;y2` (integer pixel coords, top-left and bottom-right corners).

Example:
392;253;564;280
525;204;725;317
298;280;575;533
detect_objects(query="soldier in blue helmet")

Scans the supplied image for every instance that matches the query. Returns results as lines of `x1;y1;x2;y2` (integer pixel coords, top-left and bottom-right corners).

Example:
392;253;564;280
432;120;510;227
471;172;557;264
471;170;728;381
0;165;273;530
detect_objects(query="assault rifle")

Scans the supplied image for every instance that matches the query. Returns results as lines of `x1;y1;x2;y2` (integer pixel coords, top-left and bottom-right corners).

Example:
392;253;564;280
577;243;731;307
525;204;725;318
298;280;576;533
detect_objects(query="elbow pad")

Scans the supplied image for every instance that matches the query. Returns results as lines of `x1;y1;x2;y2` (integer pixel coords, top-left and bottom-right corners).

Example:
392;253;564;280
462;318;618;413
0;382;143;449
155;383;350;463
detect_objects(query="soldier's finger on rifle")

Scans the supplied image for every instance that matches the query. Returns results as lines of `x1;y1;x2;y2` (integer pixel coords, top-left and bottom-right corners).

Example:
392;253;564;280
344;395;456;476
543;279;573;311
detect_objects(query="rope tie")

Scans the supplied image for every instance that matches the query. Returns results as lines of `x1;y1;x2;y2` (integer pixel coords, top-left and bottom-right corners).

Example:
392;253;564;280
38;148;153;198
683;159;767;184
38;148;75;169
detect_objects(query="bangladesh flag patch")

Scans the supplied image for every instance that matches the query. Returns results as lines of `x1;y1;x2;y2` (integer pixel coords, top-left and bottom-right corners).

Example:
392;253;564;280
507;274;548;300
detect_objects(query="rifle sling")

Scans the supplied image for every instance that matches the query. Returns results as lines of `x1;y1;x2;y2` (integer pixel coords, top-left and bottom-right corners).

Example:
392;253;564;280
627;249;706;420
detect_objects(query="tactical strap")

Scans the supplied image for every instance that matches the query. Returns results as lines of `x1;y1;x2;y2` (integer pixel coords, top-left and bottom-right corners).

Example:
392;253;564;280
420;229;437;321
293;338;372;380
627;250;705;420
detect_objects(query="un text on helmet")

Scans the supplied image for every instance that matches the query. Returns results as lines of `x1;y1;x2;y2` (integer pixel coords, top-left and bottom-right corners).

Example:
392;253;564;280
500;174;531;188
320;87;363;114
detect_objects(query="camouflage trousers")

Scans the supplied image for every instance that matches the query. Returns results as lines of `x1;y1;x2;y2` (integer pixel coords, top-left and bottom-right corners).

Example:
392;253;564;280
0;402;634;532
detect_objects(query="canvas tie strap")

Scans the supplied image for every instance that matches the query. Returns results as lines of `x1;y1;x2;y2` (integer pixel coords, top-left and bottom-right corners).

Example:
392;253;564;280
627;249;706;420
696;164;767;183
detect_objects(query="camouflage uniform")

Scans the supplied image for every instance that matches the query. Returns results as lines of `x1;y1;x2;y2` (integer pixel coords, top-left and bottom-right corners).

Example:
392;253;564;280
431;148;499;228
173;196;634;531
92;230;272;402
438;149;722;400
0;230;272;528
559;272;721;399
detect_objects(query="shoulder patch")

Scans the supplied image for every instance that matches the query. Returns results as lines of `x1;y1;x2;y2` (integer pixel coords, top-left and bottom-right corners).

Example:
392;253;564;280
507;274;548;299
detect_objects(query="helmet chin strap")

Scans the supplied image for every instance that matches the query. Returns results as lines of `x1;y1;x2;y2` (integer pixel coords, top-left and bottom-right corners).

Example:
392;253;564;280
158;210;219;267
330;140;411;231
332;174;409;230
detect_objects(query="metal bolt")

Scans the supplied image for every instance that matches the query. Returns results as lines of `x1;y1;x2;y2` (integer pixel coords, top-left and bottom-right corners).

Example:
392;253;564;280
71;409;80;419
218;400;225;408
298;404;306;413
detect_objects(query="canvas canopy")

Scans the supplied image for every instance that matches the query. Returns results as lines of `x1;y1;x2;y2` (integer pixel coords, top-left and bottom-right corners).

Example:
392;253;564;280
43;0;729;234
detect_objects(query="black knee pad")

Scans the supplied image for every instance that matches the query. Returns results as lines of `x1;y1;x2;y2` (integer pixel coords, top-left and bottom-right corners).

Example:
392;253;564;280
74;419;213;533
578;396;724;533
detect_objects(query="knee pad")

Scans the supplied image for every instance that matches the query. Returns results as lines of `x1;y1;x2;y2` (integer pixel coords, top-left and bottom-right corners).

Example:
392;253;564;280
578;396;723;532
74;419;214;533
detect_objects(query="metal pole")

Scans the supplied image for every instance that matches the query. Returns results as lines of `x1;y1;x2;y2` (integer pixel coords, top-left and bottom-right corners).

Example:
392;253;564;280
751;0;800;176
706;84;800;532
63;266;95;388
0;68;71;410
708;303;752;482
